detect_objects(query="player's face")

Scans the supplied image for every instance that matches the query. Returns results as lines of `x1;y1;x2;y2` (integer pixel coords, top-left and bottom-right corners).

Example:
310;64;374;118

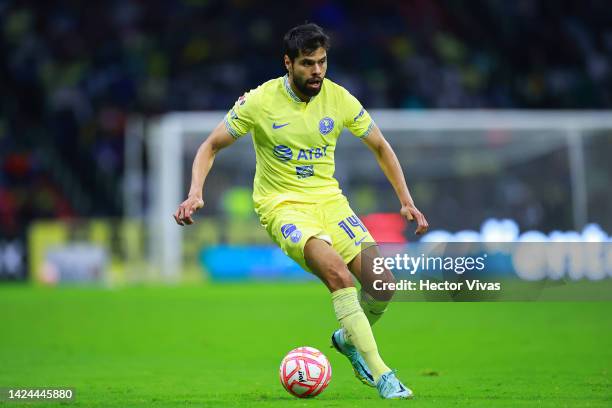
285;47;327;97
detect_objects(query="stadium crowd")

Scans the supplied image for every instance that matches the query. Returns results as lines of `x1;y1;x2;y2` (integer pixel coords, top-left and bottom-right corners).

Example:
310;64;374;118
1;0;611;237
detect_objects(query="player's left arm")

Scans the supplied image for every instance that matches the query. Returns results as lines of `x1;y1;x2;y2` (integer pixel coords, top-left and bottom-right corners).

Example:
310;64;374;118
361;125;429;235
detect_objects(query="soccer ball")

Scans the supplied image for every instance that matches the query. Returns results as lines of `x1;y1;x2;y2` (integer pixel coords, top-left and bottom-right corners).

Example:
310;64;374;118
279;346;332;398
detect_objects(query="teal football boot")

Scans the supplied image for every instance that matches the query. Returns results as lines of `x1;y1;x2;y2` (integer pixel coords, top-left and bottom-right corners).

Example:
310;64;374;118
330;329;376;387
376;370;413;399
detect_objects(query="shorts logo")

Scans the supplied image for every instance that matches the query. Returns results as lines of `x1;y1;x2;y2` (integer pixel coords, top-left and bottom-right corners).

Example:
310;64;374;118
290;230;303;243
296;165;314;179
273;145;293;161
281;223;297;239
319;117;334;135
281;224;302;243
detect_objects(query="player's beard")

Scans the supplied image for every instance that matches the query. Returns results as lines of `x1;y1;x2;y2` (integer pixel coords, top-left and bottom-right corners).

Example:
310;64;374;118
293;75;324;97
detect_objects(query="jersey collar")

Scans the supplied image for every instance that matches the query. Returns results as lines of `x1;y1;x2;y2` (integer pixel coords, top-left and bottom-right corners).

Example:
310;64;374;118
283;74;318;104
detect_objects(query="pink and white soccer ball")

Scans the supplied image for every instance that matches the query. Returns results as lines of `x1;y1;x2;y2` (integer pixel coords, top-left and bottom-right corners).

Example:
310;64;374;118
279;346;332;398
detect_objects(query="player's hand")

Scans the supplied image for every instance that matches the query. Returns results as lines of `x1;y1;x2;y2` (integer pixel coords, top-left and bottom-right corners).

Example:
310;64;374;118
400;204;429;236
173;195;204;226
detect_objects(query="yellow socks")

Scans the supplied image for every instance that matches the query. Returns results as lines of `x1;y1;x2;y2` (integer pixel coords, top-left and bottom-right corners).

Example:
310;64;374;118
331;287;391;381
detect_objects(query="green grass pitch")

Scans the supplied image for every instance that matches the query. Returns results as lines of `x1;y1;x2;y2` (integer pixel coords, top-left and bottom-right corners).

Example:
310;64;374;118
0;283;610;407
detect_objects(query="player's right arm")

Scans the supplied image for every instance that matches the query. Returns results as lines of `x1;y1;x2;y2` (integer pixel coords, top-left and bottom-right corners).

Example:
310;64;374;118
173;121;236;226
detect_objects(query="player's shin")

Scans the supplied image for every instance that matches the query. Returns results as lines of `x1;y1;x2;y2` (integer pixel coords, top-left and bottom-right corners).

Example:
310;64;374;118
360;290;389;326
350;246;395;327
331;287;391;381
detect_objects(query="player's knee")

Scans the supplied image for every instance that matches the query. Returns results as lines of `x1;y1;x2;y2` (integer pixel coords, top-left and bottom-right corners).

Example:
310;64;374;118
322;261;354;292
355;245;395;301
374;270;396;302
304;238;354;291
363;267;396;302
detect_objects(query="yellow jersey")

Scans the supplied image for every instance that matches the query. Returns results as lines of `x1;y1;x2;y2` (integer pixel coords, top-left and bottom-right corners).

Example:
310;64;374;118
224;75;374;221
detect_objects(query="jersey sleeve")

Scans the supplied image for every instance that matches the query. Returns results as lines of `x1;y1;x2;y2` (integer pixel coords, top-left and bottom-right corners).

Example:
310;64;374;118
224;89;259;139
342;89;374;138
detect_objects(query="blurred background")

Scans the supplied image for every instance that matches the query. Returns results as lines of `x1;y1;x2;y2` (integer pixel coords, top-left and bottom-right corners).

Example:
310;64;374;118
1;0;611;284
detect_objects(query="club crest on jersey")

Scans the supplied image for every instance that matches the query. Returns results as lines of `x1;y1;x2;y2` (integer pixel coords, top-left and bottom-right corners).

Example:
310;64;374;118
319;117;334;135
273;145;293;161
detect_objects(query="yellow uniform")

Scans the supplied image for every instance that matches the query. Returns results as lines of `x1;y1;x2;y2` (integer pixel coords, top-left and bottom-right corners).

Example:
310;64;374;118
224;75;375;271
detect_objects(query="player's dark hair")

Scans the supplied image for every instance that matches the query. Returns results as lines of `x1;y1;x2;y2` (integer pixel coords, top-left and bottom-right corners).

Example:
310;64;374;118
283;23;330;61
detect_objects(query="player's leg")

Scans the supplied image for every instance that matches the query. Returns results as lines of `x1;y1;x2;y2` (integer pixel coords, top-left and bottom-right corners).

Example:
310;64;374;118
348;244;396;326
300;237;376;386
303;238;392;382
322;198;412;398
343;245;413;398
323;197;395;326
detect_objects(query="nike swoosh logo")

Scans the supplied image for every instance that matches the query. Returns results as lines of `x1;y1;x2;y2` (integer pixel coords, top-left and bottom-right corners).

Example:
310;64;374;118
354;237;366;246
272;122;289;129
398;383;406;392
357;362;374;382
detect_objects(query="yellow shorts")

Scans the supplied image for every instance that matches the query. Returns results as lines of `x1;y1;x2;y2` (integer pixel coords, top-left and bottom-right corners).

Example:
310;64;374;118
261;196;375;273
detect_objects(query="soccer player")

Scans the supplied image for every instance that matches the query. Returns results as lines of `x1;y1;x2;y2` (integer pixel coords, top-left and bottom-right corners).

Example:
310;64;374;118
174;23;428;399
